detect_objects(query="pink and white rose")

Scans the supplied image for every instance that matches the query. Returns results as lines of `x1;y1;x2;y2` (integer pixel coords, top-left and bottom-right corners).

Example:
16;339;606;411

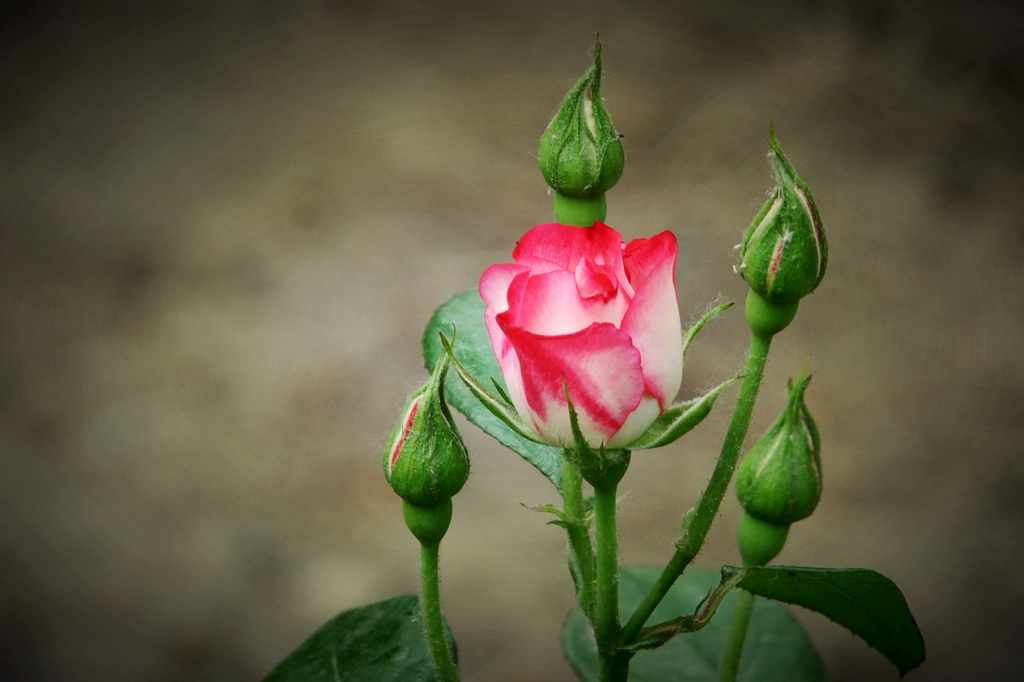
480;222;683;449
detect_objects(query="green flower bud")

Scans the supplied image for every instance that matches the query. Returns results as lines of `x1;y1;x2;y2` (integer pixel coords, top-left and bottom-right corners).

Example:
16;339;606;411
383;355;469;508
736;371;822;526
737;126;828;303
538;39;625;199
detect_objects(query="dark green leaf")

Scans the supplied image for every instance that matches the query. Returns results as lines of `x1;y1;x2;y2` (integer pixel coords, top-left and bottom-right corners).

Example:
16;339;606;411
732;565;925;676
263;594;455;682
423;289;564;490
564;566;824;681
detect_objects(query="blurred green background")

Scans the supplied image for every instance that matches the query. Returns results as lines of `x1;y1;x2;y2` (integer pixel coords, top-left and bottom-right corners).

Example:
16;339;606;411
1;1;1022;680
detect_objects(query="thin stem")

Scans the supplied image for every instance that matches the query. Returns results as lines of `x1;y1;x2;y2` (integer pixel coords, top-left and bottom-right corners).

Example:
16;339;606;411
620;542;688;644
554;191;607;226
562;457;596;621
420;541;460;682
593;481;629;682
719;589;755;682
620;331;773;644
680;330;772;560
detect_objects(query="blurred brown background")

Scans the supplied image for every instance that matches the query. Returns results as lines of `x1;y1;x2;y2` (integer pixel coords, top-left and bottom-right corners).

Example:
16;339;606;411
1;1;1022;680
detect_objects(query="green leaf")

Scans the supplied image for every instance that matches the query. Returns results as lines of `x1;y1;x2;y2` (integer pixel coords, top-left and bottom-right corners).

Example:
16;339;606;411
564;566;824;681
627;377;739;450
732;565;925;676
263;595;455;682
423;289;564;490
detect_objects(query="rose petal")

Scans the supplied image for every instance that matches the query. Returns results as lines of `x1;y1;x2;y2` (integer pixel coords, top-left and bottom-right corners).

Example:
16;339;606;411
499;320;645;446
574;257;617;300
480;262;526;317
481;223;683;449
622;231;678;288
481;263;530;395
607;394;662;448
513;269;630;337
513;223;634;298
620;232;683;408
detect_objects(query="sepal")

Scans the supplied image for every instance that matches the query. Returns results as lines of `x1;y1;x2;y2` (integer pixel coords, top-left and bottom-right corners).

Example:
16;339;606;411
523;501;594;529
626;376;739;450
681;301;733;356
439;332;549;445
564;384;631;489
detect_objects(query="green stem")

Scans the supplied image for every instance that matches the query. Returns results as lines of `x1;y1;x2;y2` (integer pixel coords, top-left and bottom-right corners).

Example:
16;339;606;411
554;192;607;226
679;329;772;561
620;329;774;644
719;589;755;682
420;541;460;682
600;651;632;682
562;457;597;621
593;481;630;682
593;483;620;647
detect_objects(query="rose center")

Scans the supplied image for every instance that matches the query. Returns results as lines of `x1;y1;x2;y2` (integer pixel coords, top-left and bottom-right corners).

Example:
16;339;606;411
574;258;617;302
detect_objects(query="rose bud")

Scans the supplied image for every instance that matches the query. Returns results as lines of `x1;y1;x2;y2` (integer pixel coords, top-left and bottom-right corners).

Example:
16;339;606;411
737;127;828;304
480;222;682;449
735;370;822;527
383;354;470;509
538;39;625;204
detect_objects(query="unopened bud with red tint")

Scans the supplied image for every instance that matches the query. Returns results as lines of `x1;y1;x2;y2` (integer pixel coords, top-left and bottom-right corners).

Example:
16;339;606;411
738;126;828;305
383;354;470;509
